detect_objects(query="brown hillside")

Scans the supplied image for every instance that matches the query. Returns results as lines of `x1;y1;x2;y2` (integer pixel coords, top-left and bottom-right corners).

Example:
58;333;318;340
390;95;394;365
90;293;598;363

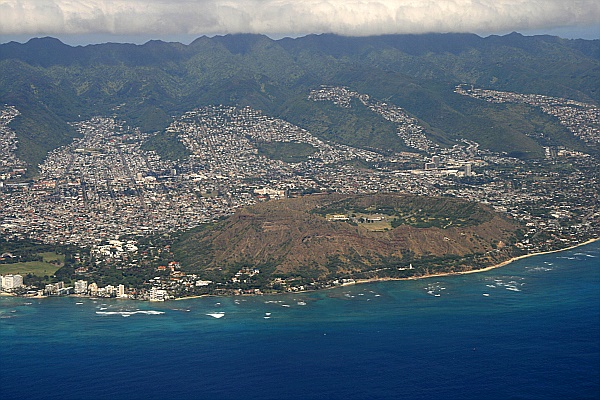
174;194;520;279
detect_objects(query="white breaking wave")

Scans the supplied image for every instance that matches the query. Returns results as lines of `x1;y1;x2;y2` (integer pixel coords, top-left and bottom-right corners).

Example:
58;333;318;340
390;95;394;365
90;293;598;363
96;310;165;317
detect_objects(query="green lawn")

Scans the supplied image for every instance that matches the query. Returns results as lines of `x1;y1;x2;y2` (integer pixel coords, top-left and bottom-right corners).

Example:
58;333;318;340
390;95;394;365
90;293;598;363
355;213;395;231
257;141;318;163
39;252;65;263
0;252;64;276
0;261;61;276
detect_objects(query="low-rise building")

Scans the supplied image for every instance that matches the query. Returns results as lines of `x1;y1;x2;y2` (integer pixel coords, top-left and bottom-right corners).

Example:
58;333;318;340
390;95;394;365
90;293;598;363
149;287;168;301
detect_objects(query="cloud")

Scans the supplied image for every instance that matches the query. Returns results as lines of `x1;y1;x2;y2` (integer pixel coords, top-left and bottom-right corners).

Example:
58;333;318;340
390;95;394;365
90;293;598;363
0;0;598;37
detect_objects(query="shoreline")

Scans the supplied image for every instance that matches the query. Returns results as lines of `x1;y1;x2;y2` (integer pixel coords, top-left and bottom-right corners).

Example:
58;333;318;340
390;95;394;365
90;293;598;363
173;294;209;301
3;238;597;302
355;238;599;286
136;238;600;300
177;238;600;300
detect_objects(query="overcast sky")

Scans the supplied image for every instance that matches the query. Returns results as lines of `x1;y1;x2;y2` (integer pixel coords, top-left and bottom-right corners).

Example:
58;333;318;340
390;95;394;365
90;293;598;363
1;0;598;45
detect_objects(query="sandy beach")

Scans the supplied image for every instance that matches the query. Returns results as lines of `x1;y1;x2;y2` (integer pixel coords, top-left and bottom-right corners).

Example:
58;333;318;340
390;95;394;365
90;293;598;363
356;237;599;285
173;294;210;301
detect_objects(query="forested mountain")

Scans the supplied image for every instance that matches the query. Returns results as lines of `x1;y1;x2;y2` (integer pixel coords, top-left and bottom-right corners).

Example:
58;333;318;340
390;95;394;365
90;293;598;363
1;32;598;168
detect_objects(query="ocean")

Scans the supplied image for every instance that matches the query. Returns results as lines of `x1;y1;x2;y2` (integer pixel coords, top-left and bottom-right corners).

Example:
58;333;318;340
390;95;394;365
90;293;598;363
1;241;599;400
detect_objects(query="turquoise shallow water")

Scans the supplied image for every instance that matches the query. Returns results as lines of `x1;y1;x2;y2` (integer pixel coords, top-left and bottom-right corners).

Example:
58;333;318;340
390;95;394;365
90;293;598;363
1;242;599;399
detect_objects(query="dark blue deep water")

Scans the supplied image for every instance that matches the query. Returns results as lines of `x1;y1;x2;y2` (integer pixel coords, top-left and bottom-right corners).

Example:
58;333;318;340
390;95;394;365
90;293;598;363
1;242;599;400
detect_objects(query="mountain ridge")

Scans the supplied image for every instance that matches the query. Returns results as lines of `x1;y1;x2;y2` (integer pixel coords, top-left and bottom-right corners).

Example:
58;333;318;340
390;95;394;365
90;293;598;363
1;32;598;170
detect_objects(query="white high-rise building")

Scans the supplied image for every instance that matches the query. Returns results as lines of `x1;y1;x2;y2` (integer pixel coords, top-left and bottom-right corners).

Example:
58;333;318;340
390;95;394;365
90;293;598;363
118;284;126;298
1;274;24;290
464;163;472;177
74;280;88;294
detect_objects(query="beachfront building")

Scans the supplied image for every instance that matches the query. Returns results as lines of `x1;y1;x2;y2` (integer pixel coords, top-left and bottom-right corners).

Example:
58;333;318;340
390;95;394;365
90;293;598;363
1;274;23;291
149;287;168;301
74;280;88;294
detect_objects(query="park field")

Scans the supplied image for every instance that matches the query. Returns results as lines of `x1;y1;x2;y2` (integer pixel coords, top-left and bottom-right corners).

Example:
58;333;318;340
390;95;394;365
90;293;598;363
0;252;64;276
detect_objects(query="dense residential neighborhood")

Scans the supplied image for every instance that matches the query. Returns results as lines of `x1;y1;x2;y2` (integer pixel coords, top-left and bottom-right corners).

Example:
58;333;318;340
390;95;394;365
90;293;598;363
0;106;27;182
1;86;599;299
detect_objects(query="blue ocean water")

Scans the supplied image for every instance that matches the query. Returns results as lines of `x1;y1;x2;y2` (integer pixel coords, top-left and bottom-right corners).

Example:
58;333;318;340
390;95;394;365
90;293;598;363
1;242;599;400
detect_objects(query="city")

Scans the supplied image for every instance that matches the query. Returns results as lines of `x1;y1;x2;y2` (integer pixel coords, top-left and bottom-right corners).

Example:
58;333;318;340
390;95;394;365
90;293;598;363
1;86;599;299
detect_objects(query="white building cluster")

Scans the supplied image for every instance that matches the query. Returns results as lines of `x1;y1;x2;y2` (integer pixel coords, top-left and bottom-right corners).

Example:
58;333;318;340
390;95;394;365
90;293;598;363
1;274;24;291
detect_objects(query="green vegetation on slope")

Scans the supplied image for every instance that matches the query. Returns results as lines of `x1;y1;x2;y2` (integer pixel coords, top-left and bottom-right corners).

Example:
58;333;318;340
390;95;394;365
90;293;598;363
315;195;494;229
256;141;318;163
279;94;408;154
1;33;598;168
142;130;190;161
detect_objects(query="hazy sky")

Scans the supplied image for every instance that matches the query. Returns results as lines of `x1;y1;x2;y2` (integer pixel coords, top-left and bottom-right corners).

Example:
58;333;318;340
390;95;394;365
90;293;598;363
1;0;599;44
